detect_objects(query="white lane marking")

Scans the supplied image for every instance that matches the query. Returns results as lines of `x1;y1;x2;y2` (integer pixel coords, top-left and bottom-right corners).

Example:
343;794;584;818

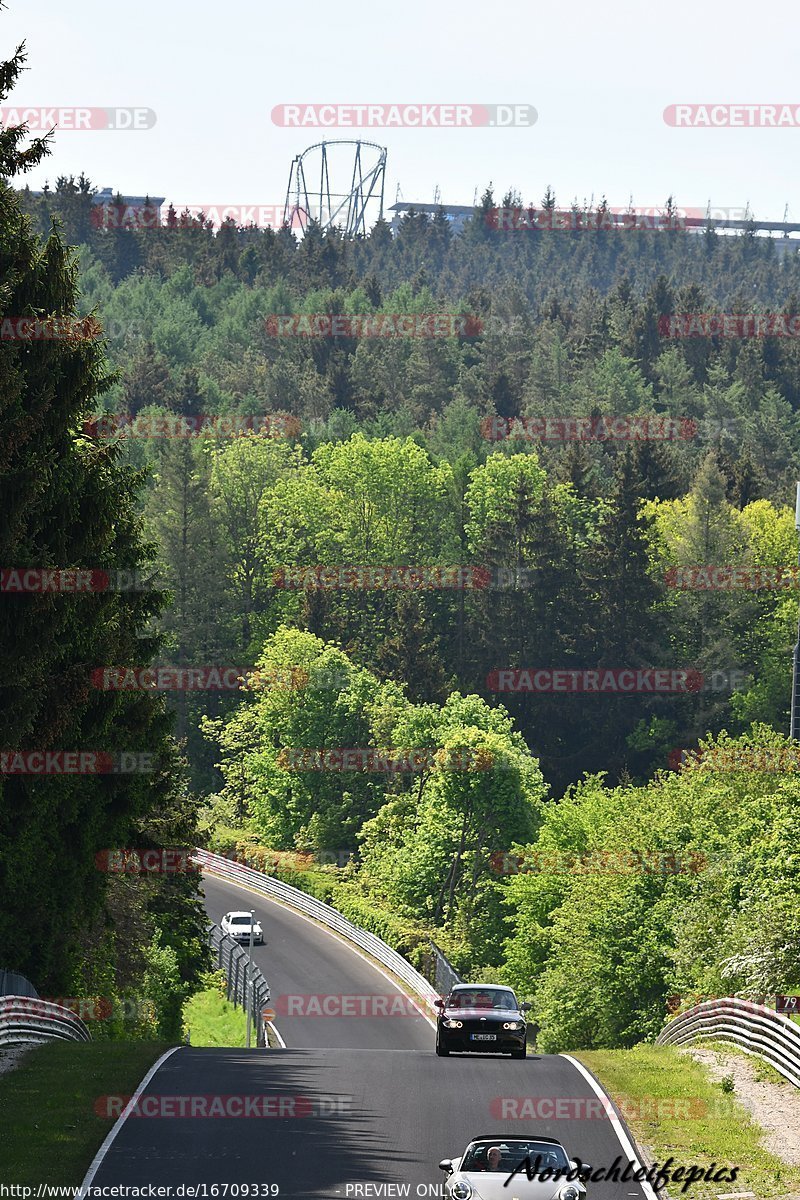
203;869;437;1030
560;1053;659;1200
268;1020;287;1048
79;1045;182;1190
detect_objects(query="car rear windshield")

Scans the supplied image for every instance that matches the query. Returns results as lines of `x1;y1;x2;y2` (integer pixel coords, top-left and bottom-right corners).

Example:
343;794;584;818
446;988;517;1010
461;1141;569;1173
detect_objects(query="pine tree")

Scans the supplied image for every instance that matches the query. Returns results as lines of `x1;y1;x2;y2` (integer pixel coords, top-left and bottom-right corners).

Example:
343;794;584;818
589;447;663;663
575;449;668;778
631;438;686;500
0;40;207;993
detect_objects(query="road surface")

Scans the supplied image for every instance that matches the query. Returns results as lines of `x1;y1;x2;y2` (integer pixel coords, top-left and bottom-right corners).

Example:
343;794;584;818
87;871;654;1198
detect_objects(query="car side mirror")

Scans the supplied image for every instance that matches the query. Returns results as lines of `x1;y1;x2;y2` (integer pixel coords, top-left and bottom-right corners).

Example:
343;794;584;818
520;1002;531;1012
433;998;444;1009
578;1164;592;1182
438;1160;453;1174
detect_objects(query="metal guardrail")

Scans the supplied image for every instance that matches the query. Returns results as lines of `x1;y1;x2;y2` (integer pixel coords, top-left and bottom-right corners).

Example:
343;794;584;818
195;849;442;1014
656;997;800;1088
0;996;91;1047
209;923;271;1048
0;970;39;998
429;940;462;995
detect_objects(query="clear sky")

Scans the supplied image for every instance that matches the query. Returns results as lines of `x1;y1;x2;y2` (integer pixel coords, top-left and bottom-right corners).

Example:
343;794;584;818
3;0;799;224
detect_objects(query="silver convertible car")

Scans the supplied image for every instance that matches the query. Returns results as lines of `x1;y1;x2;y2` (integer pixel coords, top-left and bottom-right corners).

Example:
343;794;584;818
439;1136;591;1200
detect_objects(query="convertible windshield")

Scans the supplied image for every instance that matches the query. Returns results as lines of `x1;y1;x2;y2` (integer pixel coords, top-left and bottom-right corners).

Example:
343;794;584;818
446;988;517;1010
461;1141;569;1174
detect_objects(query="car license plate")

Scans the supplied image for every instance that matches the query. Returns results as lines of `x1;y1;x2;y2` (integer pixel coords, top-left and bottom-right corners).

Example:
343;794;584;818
471;1033;496;1041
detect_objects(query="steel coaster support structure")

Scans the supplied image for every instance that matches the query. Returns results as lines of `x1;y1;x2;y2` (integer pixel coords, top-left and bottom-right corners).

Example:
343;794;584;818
283;140;386;236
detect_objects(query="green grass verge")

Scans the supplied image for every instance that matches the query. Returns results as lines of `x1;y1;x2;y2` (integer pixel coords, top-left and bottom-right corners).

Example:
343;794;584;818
183;985;248;1047
0;1039;172;1184
578;1044;800;1197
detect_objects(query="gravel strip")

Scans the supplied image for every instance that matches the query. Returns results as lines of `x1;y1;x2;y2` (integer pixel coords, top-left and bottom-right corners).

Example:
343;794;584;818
680;1044;800;1199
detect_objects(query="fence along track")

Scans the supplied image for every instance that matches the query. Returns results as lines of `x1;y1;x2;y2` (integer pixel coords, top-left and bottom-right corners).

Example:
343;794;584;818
657;996;800;1088
208;922;271;1047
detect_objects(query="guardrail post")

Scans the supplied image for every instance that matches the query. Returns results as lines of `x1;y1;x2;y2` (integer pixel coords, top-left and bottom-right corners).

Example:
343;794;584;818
233;952;241;1004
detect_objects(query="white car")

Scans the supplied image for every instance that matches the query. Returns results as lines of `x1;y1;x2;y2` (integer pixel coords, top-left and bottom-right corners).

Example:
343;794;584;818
439;1136;590;1200
221;911;264;945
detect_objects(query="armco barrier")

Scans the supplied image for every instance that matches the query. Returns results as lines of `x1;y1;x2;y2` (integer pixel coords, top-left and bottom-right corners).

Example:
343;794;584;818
194;849;444;1014
429;939;462;995
656;997;800;1088
209;922;271;1047
0;996;91;1047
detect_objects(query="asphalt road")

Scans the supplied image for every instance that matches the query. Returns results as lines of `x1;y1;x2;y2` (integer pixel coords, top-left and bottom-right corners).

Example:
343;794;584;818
201;874;432;1051
88;873;654;1198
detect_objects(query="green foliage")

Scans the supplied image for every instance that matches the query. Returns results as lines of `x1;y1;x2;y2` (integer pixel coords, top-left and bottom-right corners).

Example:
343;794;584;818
328;886;431;966
182;978;248;1048
140;932;185;1040
503;729;800;1051
0;39;207;1010
10;64;800;1057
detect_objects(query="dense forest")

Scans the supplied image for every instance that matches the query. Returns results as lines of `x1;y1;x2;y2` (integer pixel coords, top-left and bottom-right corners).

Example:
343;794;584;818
0;53;209;1036
6;137;800;1048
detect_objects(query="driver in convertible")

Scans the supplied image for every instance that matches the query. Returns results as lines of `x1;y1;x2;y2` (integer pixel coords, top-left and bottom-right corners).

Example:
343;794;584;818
482;1147;503;1171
